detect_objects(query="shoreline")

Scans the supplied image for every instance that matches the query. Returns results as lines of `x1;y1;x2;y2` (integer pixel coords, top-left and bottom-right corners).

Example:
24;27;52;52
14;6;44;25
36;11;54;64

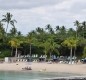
0;62;86;80
0;62;86;75
44;76;86;80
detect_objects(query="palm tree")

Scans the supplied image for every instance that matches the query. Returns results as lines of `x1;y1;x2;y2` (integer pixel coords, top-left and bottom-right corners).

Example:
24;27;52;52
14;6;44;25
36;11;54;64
74;20;80;37
67;28;76;37
0;21;5;39
62;37;78;64
55;25;60;33
9;39;15;56
82;21;86;38
27;32;36;61
10;27;17;36
57;26;66;40
39;37;59;61
59;26;66;33
17;31;22;36
47;38;60;60
74;20;81;62
82;21;86;29
39;40;50;61
2;12;17;34
9;38;21;57
36;27;44;34
45;24;54;34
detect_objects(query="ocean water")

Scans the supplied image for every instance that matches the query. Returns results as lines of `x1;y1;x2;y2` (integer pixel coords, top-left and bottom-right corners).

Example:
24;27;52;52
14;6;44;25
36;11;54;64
0;71;81;80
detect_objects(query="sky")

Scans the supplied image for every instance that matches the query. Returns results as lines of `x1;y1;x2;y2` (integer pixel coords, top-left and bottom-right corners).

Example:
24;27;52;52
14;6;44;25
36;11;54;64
0;0;86;35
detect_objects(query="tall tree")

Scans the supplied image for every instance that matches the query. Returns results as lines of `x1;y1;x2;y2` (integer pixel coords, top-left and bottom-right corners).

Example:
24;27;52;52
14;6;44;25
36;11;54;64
55;25;60;33
0;22;5;39
45;24;54;34
82;21;86;38
62;37;78;64
36;27;44;34
9;38;21;57
56;26;67;40
2;12;17;34
47;38;60;60
74;20;80;37
67;28;76;37
17;31;22;36
27;32;36;61
10;27;17;36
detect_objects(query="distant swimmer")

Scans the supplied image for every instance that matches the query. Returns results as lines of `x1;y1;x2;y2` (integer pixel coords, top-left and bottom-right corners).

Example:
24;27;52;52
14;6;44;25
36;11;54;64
39;68;46;72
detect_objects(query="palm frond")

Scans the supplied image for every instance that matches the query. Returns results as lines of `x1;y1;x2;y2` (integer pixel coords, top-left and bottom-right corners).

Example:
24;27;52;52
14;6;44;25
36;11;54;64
12;19;17;23
10;21;15;27
2;15;7;18
1;19;7;22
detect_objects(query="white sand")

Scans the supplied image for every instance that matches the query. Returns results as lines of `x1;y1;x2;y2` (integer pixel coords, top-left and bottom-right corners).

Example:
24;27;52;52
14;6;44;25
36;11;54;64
0;62;86;74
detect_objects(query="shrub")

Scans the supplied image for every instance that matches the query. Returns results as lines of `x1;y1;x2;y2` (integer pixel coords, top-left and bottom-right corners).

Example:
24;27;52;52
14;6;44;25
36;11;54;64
0;50;11;58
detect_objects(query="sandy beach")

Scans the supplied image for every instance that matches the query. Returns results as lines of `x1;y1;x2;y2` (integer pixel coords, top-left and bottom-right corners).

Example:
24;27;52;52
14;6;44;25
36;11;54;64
0;62;86;75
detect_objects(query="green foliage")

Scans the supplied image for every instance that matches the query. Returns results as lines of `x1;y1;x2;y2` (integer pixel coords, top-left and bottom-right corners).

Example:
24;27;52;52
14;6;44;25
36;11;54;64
82;46;86;58
1;13;86;59
9;38;21;48
62;37;78;49
2;12;17;32
0;50;11;58
78;38;86;46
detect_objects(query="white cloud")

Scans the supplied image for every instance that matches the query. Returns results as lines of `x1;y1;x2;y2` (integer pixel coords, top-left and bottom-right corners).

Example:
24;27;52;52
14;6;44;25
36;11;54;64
0;0;86;34
0;0;62;9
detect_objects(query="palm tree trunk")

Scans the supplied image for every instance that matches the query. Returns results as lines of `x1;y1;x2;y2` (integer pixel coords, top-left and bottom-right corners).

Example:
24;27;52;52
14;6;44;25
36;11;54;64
29;44;31;62
4;23;9;49
83;30;84;39
70;47;72;64
76;27;78;38
50;52;52;60
15;47;17;57
6;23;9;34
74;47;76;63
44;51;47;62
11;47;13;56
24;48;26;56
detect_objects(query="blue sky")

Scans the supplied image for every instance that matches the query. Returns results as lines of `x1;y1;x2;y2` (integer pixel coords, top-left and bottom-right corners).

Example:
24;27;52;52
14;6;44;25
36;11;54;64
0;0;86;35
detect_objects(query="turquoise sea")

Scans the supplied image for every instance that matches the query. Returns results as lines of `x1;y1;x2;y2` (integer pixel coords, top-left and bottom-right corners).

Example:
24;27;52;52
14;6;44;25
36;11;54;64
0;71;82;80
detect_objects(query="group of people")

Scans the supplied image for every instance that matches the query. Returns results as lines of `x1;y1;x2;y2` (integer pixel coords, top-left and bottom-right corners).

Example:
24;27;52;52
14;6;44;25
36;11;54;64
22;66;32;70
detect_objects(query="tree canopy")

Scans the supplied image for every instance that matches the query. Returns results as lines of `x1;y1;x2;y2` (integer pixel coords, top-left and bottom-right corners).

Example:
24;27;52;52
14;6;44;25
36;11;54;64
0;12;86;59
